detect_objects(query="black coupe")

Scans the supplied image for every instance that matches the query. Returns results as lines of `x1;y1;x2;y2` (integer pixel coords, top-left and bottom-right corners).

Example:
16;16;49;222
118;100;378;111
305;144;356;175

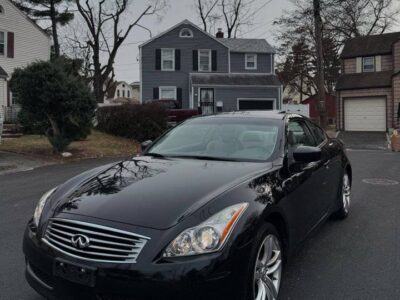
23;111;352;300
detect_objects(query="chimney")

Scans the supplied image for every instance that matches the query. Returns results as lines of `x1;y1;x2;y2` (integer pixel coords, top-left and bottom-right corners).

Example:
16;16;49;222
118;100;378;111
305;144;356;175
216;28;224;38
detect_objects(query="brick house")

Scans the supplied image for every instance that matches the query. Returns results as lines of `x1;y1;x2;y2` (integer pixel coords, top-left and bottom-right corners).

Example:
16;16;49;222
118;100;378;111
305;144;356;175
336;32;400;132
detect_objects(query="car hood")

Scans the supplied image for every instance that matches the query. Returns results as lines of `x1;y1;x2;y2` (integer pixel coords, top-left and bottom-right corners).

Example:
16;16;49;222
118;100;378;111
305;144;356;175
52;157;272;230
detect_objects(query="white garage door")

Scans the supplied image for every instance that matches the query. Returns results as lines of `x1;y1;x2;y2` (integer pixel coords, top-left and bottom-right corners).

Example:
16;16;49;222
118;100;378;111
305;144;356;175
344;97;386;131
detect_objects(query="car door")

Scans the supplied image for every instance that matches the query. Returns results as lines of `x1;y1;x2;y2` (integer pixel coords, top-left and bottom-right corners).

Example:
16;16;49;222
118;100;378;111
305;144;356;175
283;117;327;239
306;120;342;211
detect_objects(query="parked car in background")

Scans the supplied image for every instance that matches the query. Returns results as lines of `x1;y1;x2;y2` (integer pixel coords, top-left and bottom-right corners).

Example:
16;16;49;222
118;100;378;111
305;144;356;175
23;111;352;300
153;99;199;124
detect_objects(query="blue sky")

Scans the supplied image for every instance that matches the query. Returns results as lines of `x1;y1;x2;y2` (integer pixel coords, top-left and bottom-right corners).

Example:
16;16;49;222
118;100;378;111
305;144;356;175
112;0;292;82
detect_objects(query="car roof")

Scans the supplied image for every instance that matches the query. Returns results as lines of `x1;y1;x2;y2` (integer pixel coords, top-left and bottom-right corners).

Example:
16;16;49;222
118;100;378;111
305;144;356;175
196;111;306;121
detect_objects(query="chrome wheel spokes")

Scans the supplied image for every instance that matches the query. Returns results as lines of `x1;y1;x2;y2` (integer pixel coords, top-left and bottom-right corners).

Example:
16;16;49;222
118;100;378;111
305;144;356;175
342;174;351;213
254;234;282;300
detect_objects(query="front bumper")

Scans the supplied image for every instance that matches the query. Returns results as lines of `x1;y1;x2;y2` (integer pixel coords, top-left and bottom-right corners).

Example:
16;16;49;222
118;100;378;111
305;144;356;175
23;223;252;300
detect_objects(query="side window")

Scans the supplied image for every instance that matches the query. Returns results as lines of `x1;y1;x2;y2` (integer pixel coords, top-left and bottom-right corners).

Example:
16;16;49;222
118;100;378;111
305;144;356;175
307;121;327;145
287;120;316;147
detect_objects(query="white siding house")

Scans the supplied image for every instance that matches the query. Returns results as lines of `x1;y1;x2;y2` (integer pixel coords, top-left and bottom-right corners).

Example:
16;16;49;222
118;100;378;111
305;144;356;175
0;0;51;108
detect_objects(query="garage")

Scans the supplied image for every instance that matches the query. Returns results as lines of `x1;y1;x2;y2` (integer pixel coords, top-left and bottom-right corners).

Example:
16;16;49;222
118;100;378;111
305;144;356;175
238;98;275;111
344;97;386;131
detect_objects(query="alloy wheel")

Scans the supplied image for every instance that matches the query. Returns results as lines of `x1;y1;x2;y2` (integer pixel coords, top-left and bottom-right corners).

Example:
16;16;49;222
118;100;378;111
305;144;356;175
342;174;351;213
254;234;282;300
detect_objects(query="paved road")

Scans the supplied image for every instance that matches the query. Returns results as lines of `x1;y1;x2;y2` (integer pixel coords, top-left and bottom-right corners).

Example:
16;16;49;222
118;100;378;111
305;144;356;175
0;151;399;300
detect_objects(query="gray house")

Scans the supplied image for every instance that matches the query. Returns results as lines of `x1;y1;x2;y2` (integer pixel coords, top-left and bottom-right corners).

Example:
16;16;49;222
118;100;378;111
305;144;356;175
139;20;282;114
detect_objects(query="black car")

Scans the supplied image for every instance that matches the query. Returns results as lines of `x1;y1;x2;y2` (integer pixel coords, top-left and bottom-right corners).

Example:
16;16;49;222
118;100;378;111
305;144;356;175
23;111;352;300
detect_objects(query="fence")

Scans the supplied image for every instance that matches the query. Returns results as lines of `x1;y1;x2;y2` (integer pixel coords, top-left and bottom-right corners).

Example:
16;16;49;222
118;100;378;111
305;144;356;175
2;105;21;124
281;104;310;118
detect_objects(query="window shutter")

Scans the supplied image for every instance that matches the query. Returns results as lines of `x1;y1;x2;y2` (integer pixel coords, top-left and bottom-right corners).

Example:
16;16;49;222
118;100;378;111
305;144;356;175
177;88;182;103
356;57;362;73
155;49;161;70
212;50;217;71
175;49;181;70
153;87;159;99
7;32;14;58
193;50;198;71
375;55;382;72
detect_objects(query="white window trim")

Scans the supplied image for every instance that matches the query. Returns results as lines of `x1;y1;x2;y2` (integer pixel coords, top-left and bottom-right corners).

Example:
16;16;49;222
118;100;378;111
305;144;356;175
362;56;375;73
159;86;177;100
245;54;257;70
179;28;193;38
161;48;175;71
0;31;6;57
198;49;212;72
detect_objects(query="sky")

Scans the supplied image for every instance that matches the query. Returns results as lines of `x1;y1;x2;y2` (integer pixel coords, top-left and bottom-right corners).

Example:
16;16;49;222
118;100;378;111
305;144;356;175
112;0;293;83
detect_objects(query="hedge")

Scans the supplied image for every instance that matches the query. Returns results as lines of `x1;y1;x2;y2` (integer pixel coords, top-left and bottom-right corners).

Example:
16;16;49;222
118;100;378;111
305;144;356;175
96;103;168;142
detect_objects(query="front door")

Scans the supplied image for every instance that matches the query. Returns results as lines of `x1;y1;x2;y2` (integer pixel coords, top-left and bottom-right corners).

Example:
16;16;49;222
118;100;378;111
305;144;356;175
200;88;214;115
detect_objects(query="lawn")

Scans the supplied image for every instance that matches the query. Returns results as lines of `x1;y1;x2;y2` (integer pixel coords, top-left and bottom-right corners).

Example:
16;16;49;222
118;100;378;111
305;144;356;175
0;130;139;161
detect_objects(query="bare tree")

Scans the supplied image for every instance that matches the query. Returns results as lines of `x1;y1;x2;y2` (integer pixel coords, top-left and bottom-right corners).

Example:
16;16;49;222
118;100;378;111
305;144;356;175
313;0;327;128
194;0;271;37
74;0;165;103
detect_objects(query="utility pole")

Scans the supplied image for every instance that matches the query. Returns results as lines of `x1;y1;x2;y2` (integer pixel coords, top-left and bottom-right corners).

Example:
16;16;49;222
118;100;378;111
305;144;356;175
313;0;327;128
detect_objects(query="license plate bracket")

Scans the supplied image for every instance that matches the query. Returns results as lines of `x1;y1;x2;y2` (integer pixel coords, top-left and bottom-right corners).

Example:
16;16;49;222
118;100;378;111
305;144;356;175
54;258;96;287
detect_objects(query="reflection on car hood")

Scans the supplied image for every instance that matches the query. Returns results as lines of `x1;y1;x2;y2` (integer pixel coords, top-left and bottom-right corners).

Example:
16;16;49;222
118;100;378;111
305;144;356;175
53;157;272;230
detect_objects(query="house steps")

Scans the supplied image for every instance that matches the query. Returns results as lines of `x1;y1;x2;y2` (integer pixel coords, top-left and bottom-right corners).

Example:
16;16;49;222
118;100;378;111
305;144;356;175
1;124;23;139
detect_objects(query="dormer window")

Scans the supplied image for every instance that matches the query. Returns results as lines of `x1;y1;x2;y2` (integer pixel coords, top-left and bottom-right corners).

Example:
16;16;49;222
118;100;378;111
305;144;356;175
0;5;4;14
179;28;193;38
245;54;257;70
362;56;375;72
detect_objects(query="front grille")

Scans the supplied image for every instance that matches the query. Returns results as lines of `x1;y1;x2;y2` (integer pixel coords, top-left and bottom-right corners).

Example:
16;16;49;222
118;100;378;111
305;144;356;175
42;218;150;263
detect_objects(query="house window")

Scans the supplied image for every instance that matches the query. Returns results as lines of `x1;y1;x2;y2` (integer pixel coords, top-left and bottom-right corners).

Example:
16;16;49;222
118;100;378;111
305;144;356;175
199;49;211;72
117;90;120;97
159;86;177;100
245;54;257;70
362;56;375;72
161;48;175;71
123;90;125;97
179;28;193;38
0;32;4;56
127;90;130;98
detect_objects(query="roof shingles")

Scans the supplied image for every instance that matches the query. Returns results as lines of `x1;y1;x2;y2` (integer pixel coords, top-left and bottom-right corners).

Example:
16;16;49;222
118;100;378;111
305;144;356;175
335;71;393;91
219;38;275;53
0;66;8;78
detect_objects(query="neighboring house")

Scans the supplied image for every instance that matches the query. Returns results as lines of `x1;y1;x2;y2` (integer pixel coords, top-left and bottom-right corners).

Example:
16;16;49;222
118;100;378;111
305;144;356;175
130;81;140;102
0;0;51;108
336;32;400;132
105;81;138;104
302;93;336;125
139;20;282;114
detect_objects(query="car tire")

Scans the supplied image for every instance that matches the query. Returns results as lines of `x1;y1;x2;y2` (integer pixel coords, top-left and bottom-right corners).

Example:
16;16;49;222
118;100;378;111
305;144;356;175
241;223;283;300
332;172;351;219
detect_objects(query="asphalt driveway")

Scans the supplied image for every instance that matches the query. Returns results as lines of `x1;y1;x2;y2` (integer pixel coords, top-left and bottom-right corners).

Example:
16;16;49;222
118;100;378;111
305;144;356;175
0;151;399;300
338;131;388;150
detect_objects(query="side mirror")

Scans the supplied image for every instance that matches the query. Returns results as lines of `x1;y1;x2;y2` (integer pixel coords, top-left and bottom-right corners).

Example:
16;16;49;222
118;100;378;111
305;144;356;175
140;140;153;153
293;146;321;163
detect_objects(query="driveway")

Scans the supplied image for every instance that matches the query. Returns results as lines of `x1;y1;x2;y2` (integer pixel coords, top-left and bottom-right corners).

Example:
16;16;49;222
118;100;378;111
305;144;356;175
338;131;388;150
0;152;399;299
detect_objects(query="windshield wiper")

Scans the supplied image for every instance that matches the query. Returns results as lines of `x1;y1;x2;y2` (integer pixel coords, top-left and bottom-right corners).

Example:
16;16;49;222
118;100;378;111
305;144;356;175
170;155;239;162
143;152;167;158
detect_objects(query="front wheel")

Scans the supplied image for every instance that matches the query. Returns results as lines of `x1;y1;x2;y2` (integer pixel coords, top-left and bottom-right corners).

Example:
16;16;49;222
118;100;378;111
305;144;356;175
242;223;283;300
333;172;351;219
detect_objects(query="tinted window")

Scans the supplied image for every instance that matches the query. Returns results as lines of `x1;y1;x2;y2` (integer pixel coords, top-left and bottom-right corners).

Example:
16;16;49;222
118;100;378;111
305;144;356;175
287;120;315;147
307;122;327;145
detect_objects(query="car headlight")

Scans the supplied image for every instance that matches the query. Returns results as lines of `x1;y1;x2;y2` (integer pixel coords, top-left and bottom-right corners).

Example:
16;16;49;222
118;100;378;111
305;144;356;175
163;203;248;257
33;187;57;227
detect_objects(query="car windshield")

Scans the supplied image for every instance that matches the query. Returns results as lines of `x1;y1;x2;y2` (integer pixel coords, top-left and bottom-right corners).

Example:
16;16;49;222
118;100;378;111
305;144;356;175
147;117;282;162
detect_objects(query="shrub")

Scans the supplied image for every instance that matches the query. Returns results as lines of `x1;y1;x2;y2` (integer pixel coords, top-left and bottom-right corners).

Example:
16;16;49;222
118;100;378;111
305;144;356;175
10;60;96;153
96;103;168;142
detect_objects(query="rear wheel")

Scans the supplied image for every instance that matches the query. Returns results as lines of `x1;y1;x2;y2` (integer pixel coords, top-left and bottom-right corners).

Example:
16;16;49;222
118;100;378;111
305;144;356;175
333;172;351;219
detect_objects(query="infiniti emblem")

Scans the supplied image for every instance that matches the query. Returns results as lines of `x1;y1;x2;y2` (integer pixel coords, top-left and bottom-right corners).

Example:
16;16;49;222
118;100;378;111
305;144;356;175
71;234;91;249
